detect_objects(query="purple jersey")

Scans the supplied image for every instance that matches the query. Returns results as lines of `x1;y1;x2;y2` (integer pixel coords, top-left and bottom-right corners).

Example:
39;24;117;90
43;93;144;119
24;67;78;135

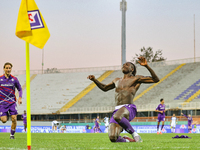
183;114;193;126
156;104;165;116
22;114;27;124
95;118;99;126
95;118;99;125
0;74;22;106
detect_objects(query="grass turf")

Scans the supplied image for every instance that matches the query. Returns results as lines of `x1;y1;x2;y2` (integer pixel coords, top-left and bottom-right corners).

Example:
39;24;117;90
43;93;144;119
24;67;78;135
0;133;200;150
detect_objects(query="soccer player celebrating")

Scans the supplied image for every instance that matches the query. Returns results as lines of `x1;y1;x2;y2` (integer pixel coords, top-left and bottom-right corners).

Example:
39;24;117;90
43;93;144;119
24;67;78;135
181;113;193;133
155;99;166;134
0;62;22;139
170;114;177;133
103;115;109;133
88;56;159;142
21;110;27;132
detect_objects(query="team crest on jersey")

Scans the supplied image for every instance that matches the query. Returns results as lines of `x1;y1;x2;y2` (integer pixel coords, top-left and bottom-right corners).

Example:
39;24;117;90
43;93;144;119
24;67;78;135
11;79;14;81
0;79;3;81
28;10;44;30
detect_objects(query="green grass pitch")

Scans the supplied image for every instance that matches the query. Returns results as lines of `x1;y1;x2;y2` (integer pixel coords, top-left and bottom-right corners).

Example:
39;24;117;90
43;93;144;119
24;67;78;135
0;133;200;150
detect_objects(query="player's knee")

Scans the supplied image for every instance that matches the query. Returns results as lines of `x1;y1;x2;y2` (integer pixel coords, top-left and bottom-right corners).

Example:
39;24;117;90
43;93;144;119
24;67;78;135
1;117;7;123
1;119;7;123
109;135;117;142
11;117;17;123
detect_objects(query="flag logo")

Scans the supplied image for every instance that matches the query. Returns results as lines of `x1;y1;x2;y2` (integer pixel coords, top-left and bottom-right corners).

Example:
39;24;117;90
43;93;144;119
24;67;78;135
28;10;44;29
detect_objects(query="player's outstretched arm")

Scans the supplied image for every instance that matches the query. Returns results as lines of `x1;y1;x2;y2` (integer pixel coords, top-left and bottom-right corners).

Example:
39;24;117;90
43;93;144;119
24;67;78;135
137;56;160;83
181;113;188;118
87;75;115;92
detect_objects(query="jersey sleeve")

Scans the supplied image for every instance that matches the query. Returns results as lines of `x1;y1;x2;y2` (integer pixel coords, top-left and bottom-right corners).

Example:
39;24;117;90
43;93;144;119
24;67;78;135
15;78;22;97
183;114;188;118
156;105;159;110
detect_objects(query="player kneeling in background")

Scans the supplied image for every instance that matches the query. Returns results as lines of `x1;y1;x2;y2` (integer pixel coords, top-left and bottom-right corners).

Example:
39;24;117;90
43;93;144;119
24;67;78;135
60;125;67;133
52;120;60;133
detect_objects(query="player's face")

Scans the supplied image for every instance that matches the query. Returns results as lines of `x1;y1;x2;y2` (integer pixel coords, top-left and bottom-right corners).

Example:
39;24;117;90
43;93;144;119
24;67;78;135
188;114;191;117
161;100;164;104
4;65;12;76
173;114;175;117
122;63;133;74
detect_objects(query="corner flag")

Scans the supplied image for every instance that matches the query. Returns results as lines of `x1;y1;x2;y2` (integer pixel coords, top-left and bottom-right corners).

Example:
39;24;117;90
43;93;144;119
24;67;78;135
15;0;50;149
16;0;50;49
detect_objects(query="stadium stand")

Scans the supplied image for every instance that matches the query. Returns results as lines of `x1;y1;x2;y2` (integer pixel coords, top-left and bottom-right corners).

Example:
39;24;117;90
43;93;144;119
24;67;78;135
15;60;200;117
134;62;200;106
58;70;114;113
17;71;106;114
67;63;184;108
133;63;185;102
15;74;37;98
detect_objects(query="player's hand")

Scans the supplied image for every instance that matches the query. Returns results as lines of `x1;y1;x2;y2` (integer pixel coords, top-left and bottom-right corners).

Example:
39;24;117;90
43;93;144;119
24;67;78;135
87;75;95;81
138;56;147;66
160;111;163;113
18;97;22;106
181;113;183;115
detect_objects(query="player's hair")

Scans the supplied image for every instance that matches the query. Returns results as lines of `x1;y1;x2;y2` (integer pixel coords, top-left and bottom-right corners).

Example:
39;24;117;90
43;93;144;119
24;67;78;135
3;62;13;68
160;98;164;102
128;62;136;76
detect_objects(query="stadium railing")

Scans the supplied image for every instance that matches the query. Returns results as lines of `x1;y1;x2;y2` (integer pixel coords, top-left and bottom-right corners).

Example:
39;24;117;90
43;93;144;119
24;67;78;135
11;57;200;75
38;116;199;123
57;102;200;114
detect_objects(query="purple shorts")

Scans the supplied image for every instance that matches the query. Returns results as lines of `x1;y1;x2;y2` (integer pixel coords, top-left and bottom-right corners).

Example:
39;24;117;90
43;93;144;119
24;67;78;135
157;114;165;122
0;103;18;117
110;104;137;124
95;124;99;128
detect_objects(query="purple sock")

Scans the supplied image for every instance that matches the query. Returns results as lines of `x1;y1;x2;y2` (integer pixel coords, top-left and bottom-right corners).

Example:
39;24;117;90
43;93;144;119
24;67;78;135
161;125;164;131
116;136;126;142
98;128;102;133
118;117;134;134
157;125;159;131
11;129;15;136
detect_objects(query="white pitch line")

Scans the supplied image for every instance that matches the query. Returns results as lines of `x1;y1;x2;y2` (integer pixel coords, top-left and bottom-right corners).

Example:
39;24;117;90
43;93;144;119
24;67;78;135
0;148;27;150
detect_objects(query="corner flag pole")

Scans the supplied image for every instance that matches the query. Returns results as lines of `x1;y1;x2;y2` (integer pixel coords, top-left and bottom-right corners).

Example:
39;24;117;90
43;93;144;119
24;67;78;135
26;42;31;150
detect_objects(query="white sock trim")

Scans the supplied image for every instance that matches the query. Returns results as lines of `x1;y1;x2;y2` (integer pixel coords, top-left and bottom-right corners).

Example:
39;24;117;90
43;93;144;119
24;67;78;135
125;139;130;142
133;132;139;137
